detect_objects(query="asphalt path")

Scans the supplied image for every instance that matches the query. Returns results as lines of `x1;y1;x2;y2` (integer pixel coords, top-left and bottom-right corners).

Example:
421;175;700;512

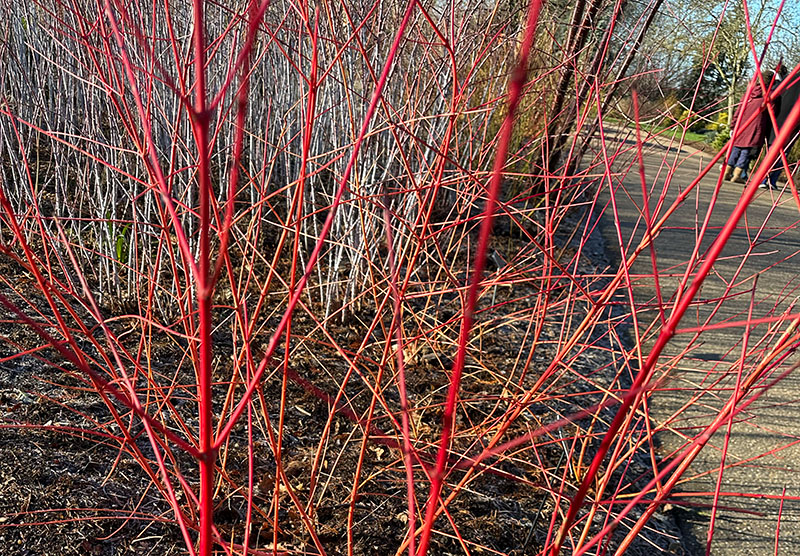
592;126;800;555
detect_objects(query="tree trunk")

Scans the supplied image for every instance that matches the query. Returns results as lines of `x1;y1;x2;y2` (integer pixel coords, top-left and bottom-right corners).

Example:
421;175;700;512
728;75;737;128
562;0;664;176
543;0;606;175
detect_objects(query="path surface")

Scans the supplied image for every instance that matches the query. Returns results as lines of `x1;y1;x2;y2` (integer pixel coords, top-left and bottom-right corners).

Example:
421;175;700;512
592;126;800;555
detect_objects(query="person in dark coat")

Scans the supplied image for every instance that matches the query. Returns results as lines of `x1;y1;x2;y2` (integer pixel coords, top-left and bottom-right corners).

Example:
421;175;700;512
723;78;768;183
760;65;800;189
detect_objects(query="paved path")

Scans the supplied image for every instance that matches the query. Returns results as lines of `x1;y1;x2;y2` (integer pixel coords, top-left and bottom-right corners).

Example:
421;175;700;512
593;126;800;555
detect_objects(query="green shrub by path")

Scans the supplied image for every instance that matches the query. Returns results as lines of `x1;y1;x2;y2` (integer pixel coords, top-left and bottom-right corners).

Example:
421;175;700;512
712;126;731;151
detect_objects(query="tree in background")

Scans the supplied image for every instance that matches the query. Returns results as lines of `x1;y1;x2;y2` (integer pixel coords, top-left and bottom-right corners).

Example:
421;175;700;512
635;1;798;128
705;2;767;126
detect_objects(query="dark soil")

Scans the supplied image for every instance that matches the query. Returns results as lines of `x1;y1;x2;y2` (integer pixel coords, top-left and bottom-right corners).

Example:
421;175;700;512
0;208;688;555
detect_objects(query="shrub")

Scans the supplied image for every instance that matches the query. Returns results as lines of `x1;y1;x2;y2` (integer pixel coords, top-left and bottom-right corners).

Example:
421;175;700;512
2;1;800;556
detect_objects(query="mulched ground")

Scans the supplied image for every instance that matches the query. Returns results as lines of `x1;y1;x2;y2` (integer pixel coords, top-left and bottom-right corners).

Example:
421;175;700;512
0;207;689;555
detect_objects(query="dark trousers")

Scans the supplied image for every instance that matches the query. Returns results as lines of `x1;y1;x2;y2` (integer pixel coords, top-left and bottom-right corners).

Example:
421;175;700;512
761;139;796;186
727;146;754;170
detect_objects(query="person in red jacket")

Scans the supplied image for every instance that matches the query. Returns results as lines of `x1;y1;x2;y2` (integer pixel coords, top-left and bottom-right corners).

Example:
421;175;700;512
723;76;769;183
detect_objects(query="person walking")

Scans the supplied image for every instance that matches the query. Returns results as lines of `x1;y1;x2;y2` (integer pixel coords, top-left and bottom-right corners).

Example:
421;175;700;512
760;65;800;190
723;75;769;184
